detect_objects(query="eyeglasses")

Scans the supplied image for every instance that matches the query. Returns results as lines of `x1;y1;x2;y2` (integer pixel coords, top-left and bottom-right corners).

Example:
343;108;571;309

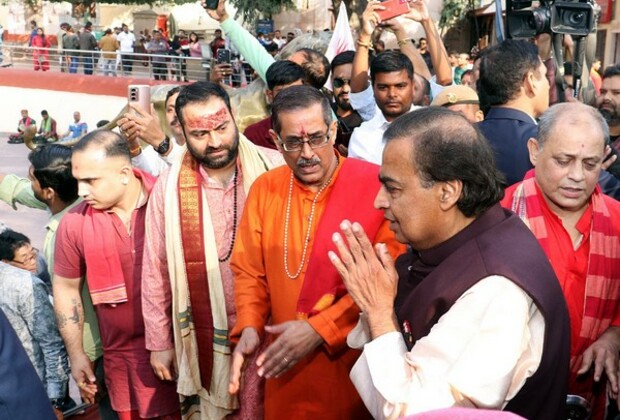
333;78;351;89
12;247;38;266
277;131;331;152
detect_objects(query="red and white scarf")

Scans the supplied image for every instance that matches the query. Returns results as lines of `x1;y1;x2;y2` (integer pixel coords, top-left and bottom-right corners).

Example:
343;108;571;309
510;170;620;371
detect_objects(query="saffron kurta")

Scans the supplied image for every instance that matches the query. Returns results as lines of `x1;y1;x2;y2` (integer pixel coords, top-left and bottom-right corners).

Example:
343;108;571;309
230;158;406;419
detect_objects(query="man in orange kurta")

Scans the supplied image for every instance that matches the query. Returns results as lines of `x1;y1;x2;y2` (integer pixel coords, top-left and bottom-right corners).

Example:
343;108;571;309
228;85;405;419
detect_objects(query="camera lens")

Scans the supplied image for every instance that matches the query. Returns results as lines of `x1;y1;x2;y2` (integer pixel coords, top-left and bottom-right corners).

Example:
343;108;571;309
566;11;585;26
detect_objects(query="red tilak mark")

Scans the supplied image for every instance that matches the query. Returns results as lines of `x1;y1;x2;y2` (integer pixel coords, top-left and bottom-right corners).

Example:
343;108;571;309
185;107;229;131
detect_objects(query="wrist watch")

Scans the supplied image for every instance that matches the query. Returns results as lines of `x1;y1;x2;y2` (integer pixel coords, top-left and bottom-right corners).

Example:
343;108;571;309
155;136;171;155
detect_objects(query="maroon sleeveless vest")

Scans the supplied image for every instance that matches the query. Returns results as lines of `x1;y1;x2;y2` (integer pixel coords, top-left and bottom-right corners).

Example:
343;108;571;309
395;204;570;420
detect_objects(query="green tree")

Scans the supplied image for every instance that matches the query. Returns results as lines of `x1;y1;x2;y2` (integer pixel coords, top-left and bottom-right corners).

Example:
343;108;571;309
229;0;296;23
439;0;471;32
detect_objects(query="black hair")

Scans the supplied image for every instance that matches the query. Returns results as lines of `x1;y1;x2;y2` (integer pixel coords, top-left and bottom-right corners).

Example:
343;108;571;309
165;85;183;107
331;50;355;70
384;107;505;217
0;230;31;261
266;60;305;91
265;42;279;54
72;130;131;162
370;51;414;85
41;110;48;116
295;48;331;89
271;85;332;134
602;64;620;80
477;39;541;107
28;144;78;203
175;81;231;127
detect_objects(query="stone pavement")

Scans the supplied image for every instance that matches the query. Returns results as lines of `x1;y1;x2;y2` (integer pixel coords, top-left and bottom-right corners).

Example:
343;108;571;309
0;133;104;419
0;132;48;249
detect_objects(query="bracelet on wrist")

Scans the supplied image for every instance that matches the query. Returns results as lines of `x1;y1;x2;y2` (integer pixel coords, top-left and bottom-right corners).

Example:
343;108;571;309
397;37;412;48
356;39;374;50
130;145;142;158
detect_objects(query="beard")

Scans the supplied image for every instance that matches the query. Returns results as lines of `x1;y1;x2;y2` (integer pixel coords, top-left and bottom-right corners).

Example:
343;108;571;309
599;108;620;126
335;94;353;112
187;127;240;170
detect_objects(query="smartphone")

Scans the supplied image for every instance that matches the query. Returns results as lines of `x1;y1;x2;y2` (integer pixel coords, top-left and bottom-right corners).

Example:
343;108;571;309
128;85;150;115
217;48;231;64
204;0;219;10
376;0;410;22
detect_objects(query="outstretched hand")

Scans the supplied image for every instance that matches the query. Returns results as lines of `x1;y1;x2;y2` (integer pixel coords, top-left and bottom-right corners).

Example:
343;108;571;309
361;1;386;37
229;327;260;395
578;326;620;397
403;0;430;22
255;321;323;379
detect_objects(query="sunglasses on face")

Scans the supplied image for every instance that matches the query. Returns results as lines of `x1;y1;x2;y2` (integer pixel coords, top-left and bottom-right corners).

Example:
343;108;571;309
333;78;351;89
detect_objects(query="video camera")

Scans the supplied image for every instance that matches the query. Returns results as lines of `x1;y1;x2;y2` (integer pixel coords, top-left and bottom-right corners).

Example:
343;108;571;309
506;0;598;38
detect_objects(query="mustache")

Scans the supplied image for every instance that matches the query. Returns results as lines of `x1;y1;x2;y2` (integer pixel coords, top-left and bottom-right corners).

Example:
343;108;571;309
298;157;321;167
206;146;228;153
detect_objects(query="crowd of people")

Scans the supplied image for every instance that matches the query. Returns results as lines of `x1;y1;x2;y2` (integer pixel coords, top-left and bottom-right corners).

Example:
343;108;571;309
2;0;620;419
15;17;301;83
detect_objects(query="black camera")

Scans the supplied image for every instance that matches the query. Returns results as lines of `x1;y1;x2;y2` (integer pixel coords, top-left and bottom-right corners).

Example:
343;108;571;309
551;1;597;36
506;0;597;38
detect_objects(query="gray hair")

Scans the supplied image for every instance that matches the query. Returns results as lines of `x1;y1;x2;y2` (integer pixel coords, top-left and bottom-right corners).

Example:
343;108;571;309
537;103;609;149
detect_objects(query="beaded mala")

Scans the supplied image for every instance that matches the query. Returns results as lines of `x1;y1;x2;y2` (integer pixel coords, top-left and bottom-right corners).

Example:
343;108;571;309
283;165;337;279
219;166;239;263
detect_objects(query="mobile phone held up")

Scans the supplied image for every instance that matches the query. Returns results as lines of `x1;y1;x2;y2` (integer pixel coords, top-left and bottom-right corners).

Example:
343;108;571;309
376;0;410;22
128;85;151;115
217;48;231;64
204;0;219;10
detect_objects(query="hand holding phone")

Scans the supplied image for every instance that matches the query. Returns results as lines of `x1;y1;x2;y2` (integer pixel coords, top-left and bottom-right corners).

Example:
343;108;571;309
128;85;151;115
376;0;410;22
217;48;231;64
204;0;219;10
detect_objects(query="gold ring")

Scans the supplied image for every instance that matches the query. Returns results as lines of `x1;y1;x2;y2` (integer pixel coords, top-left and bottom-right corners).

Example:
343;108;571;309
78;381;86;388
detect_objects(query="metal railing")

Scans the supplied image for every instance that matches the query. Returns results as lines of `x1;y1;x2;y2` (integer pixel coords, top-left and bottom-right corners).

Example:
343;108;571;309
0;44;255;86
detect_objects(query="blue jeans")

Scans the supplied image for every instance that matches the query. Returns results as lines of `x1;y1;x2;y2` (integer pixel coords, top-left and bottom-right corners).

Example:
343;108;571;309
67;55;78;74
82;55;94;75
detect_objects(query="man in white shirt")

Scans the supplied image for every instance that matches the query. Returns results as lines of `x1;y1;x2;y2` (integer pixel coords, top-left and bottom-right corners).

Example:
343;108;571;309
117;23;136;76
329;107;570;419
348;51;417;165
273;29;286;50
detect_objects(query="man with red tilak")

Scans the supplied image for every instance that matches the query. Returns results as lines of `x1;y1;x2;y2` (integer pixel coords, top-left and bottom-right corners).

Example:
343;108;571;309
141;81;283;419
228;85;405;419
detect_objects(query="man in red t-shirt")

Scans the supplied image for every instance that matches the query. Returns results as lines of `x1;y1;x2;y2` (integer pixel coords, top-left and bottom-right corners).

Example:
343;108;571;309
53;130;180;419
502;102;620;418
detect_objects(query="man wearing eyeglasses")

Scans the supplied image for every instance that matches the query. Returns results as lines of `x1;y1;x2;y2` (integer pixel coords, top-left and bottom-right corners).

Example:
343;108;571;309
0;230;40;275
0;230;70;418
330;51;363;156
243;60;305;150
228;85;405;419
